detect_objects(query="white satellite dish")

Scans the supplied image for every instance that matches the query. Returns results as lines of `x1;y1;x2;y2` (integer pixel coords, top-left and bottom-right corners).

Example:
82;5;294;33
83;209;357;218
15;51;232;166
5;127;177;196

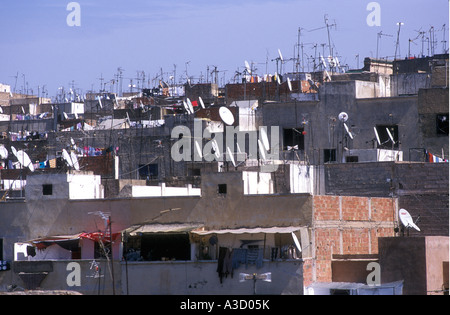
199;97;206;109
245;60;252;74
374;127;381;146
258;140;267;161
11;146;17;157
291;232;302;253
62;149;73;167
260;128;270;151
399;208;420;232
344;123;354;139
70;151;80;171
227;146;236;167
186;98;194;114
287;77;293;92
338;112;349;122
212;139;221;159
63;112;69;120
97;96;103;109
219;107;235;126
15;150;34;172
278;49;284;62
195;140;203;159
182;100;190;114
0;145;8;159
386;128;395;144
0;106;3;114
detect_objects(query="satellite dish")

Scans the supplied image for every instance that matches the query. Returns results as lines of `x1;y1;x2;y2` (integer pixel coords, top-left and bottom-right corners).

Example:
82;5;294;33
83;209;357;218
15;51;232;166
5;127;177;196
70;151;80;171
278;49;284;62
287;77;293;92
0;106;3;114
199;97;206;109
182;100;191;114
97;96;103;109
338;112;349;122
344;123;354;139
260;128;270;151
186;98;194;114
219;107;235;126
227;146;236;167
0;145;8;159
63;112;69;120
11;146;17;157
126;112;132;126
374;127;381;146
399;208;420;232
291;232;302;253
386;128;395;144
62;149;73;167
212;139;221;159
258;140;267;161
15;150;34;172
245;60;252;74
195;140;203;159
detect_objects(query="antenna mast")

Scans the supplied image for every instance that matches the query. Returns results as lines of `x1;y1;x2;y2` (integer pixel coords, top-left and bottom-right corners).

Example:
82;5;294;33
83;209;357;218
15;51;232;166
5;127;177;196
394;22;404;60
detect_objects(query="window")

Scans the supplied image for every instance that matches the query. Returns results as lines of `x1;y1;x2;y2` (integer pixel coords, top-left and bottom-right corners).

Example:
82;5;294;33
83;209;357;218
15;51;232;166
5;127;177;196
346;156;359;163
43;184;53;196
437;114;449;135
283;128;305;151
140;234;191;261
139;164;158;180
324;149;337;163
375;125;399;149
218;184;227;194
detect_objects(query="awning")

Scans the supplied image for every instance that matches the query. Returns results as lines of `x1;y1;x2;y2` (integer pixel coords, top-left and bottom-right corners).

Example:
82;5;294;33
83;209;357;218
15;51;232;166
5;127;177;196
27;232;121;250
123;223;204;236
191;226;302;236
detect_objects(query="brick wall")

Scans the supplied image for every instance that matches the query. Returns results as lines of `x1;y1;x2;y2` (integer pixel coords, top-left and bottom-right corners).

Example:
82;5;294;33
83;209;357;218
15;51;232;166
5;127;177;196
305;195;396;287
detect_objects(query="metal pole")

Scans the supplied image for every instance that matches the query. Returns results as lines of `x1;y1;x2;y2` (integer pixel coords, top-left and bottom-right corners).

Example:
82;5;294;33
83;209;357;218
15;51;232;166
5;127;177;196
109;216;116;295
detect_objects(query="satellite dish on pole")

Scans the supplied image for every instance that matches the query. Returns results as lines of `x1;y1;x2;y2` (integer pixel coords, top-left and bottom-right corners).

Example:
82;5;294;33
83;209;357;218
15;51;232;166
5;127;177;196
195;140;203;159
219;107;235;126
186;98;194;115
287;77;293;92
212;139;221;159
183;100;191;114
386;128;396;144
338;112;349;123
399;208;421;232
258;140;267;162
374;127;381;146
13;147;34;172
198;97;206;109
70;151;80;171
226;146;236;168
260;128;270;151
0;145;8;159
62;149;73;168
245;60;252;75
278;49;284;62
291;232;302;253
344;123;354;140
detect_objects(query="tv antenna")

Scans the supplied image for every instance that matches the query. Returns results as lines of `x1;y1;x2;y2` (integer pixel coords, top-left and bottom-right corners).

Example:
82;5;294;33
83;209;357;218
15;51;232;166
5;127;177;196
239;272;272;295
394;22;405;60
377;31;393;60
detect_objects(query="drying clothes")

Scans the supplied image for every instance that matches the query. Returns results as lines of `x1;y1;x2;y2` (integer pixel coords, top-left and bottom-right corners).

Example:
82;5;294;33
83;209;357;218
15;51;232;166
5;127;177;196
247;248;263;268
231;248;247;269
217;247;228;284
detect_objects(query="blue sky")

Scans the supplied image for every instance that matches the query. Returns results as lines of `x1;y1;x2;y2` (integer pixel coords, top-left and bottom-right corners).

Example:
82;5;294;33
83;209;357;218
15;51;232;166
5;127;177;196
0;0;448;98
